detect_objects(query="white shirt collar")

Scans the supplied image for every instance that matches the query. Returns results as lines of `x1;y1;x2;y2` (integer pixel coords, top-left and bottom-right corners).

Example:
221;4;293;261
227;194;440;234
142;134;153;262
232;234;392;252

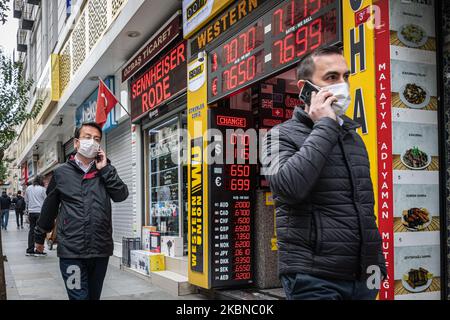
74;154;95;173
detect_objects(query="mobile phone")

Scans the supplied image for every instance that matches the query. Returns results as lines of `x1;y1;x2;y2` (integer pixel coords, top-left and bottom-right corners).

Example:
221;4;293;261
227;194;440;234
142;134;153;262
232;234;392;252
299;80;320;106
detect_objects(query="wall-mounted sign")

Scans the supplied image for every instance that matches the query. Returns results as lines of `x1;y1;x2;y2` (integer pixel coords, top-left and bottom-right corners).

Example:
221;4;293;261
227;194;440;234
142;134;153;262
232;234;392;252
208;0;342;103
74;77;117;133
182;0;233;39
35;54;60;124
21;163;28;186
122;12;182;82
208;107;254;288
130;40;187;122
27;159;34;179
189;0;266;59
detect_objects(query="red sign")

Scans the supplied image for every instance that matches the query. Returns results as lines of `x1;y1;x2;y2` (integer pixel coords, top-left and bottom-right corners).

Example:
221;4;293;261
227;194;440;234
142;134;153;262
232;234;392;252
122;13;181;82
375;0;394;300
355;6;371;26
130;41;187;122
216;115;247;128
21;163;28;186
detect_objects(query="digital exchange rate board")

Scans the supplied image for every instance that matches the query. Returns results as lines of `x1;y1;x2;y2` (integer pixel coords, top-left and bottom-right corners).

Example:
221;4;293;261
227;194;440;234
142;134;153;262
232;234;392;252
208;0;341;103
209;107;255;288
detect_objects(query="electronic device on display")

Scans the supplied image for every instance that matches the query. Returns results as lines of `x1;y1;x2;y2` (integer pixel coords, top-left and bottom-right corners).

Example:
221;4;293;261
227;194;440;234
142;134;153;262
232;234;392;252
208;0;342;103
209;108;254;287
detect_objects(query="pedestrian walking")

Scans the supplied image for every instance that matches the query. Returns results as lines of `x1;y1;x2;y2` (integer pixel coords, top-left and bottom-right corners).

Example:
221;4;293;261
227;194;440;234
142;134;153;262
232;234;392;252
0;191;12;231
12;190;26;229
24;175;47;257
264;46;386;300
34;122;129;300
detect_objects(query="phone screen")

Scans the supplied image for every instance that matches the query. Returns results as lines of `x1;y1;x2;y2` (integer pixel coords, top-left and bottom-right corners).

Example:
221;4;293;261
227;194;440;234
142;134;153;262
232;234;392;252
299;81;320;106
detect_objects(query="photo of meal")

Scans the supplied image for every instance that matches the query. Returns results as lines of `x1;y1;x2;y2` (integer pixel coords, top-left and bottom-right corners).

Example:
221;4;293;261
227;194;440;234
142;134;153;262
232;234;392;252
399;83;430;109
401;147;431;170
402;208;431;231
398;24;428;48
402;268;433;293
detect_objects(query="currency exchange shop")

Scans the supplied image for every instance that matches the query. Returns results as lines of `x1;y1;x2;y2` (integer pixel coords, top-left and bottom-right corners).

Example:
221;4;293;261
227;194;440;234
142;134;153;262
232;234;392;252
183;0;450;300
123;11;191;282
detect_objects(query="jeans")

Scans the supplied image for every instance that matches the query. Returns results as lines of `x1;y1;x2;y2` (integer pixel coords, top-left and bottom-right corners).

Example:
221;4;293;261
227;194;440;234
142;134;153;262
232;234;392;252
27;212;40;253
281;273;379;300
1;209;9;230
16;210;24;227
59;257;109;300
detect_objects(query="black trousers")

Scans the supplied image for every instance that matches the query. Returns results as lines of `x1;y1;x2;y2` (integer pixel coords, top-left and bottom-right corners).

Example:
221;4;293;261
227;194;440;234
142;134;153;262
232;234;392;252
27;212;40;253
59;257;110;300
15;210;24;227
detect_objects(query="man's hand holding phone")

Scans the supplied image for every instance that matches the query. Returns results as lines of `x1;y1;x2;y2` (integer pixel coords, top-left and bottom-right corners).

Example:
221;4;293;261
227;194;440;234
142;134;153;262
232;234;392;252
309;90;338;123
96;148;107;170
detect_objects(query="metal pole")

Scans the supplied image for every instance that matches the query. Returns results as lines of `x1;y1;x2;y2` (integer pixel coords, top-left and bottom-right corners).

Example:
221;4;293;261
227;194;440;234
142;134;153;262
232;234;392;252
0;227;7;300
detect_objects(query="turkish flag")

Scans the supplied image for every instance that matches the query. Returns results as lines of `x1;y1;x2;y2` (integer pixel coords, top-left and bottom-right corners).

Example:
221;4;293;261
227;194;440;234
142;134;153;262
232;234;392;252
96;80;118;128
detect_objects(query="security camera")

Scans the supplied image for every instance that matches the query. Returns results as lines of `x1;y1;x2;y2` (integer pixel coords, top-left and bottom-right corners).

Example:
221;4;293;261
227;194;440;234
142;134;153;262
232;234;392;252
198;51;205;62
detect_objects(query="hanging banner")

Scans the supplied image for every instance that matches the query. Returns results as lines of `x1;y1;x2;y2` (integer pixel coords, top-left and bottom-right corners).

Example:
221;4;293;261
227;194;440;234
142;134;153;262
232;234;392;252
374;0;394;300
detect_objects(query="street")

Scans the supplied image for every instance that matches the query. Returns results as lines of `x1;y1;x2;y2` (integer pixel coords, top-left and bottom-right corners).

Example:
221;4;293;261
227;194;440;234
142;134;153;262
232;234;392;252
1;212;206;300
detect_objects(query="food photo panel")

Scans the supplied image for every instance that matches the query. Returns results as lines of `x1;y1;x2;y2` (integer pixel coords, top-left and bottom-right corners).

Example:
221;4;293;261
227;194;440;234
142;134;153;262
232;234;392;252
391;60;437;111
390;0;436;51
393;184;440;233
394;245;441;300
392;122;439;171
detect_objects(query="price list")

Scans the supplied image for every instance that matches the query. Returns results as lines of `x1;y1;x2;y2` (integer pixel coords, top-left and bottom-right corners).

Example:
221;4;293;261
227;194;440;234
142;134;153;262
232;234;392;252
209;108;254;288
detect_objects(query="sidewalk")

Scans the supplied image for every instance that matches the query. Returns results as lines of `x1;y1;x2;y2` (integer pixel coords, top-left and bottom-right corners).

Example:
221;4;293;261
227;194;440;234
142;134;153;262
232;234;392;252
1;211;206;300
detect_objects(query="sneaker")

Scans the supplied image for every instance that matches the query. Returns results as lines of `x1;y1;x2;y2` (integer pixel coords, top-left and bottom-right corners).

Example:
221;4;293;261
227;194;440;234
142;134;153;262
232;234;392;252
25;251;35;257
33;252;48;257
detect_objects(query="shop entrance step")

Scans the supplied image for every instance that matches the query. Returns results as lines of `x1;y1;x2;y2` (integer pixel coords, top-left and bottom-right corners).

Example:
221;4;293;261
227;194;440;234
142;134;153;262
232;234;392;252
151;270;197;296
164;256;189;277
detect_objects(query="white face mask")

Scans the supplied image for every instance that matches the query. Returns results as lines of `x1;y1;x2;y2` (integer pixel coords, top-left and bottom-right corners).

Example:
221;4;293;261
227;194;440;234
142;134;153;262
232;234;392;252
77;139;100;159
322;82;351;116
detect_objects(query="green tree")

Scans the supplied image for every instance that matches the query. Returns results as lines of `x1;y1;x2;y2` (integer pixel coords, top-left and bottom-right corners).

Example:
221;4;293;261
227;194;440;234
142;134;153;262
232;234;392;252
0;0;9;25
0;49;42;162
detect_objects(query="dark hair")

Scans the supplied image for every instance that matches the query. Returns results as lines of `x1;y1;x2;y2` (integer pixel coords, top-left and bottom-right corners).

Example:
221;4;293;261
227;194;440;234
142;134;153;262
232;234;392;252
74;122;103;140
33;175;44;187
297;46;343;81
17;190;22;195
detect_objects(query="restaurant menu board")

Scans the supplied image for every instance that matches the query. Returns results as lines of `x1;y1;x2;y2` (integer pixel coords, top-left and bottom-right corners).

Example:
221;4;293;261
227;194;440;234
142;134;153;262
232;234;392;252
207;0;341;103
149;120;181;236
208;108;254;288
389;0;441;300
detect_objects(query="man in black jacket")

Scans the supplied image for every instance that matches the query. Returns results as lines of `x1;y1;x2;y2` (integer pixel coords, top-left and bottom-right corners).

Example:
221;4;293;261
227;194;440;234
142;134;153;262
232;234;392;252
13;191;26;229
264;46;386;300
34;122;129;300
1;191;11;231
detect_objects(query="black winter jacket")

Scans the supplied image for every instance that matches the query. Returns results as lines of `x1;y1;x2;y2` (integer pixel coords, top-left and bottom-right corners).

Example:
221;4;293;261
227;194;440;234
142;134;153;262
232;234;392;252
264;108;386;281
35;154;129;259
13;196;26;212
1;194;11;210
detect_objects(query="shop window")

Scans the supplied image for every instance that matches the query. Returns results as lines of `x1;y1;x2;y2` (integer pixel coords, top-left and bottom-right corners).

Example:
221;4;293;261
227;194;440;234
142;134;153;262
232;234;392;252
148;117;185;239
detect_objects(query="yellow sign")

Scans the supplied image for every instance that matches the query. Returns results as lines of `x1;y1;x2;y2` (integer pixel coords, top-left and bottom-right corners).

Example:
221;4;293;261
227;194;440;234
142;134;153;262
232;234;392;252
35;54;61;124
265;192;274;206
187;57;210;289
343;0;379;220
183;0;233;38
